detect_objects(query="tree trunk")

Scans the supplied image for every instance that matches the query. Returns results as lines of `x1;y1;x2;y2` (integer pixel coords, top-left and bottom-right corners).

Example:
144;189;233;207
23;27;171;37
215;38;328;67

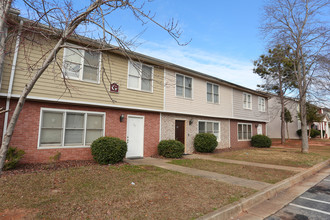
286;122;290;140
0;0;103;175
300;94;309;153
280;99;285;144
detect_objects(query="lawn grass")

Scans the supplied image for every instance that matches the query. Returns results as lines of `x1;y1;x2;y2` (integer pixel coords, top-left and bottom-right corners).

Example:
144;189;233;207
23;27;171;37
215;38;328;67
0;164;254;219
170;159;296;184
213;147;329;168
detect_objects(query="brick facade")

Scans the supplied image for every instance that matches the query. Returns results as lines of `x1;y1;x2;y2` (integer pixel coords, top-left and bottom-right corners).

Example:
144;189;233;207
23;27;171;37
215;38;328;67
0;98;160;163
230;120;266;148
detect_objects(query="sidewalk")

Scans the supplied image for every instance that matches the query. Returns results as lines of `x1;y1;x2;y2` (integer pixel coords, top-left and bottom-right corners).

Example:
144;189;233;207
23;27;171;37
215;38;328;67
184;154;306;172
126;157;271;190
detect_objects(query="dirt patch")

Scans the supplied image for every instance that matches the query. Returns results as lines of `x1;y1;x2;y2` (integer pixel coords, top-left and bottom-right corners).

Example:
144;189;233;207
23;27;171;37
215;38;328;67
2;160;127;177
0;208;38;219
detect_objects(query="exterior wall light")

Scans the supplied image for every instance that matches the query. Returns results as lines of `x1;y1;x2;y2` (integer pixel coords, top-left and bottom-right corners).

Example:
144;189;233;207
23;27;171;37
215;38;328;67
189;119;193;125
120;114;125;122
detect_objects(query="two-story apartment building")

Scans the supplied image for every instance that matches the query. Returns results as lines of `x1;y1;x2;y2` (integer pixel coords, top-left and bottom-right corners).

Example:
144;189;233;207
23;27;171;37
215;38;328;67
0;15;269;163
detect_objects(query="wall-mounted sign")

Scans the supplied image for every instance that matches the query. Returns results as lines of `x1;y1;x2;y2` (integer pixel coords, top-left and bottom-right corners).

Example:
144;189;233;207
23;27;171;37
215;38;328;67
110;83;119;93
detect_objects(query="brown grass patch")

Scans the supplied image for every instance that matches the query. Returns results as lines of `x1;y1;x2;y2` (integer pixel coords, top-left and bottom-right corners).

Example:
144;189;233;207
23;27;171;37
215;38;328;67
0;164;254;219
213;146;329;168
170;159;296;184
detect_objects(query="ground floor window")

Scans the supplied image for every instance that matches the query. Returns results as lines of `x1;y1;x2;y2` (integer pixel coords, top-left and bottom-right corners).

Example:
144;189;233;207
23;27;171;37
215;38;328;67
39;108;105;148
238;123;252;141
198;121;220;141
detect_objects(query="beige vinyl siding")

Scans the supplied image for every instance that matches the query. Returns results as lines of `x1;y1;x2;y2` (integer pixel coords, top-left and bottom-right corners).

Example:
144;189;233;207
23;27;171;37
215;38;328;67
164;69;232;117
1;35;164;110
232;89;268;121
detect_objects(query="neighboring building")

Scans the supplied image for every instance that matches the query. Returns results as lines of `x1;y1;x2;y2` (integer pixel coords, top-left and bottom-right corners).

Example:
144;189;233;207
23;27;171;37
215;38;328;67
0;15;269;163
267;94;330;140
314;108;330;139
267;95;301;139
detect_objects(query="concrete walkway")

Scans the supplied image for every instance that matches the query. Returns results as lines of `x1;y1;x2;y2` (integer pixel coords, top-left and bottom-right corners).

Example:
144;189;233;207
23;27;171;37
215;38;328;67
126;157;271;190
184;154;306;172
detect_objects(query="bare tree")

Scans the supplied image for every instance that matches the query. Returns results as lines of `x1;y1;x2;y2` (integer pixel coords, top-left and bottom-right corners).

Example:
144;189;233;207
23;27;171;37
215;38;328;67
261;0;330;153
0;0;187;175
253;45;296;144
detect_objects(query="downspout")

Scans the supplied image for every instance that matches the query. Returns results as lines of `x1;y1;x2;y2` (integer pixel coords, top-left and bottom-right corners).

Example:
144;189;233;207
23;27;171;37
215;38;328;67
2;20;23;139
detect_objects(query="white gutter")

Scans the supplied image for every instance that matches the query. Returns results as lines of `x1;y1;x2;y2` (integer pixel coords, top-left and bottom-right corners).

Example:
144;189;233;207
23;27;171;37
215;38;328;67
2;20;23;139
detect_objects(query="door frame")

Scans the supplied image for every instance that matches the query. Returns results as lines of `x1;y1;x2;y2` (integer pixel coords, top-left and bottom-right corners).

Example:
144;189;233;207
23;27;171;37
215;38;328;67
175;119;186;153
126;114;145;158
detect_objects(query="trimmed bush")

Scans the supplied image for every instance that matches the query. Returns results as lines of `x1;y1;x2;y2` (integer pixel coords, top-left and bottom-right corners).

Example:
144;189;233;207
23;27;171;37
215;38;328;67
296;129;321;138
194;133;218;153
251;135;272;148
158;140;184;158
91;137;127;164
4;147;25;170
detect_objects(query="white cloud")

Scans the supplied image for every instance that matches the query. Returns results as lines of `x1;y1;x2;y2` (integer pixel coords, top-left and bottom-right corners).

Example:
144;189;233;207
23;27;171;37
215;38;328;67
136;42;262;90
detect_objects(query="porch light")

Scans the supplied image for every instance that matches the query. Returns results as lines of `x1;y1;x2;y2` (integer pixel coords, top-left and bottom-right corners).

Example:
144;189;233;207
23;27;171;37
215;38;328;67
120;114;125;122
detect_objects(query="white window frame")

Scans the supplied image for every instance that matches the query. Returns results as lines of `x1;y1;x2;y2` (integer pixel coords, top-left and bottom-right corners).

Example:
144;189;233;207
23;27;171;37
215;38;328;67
206;82;220;104
258;97;266;112
62;44;102;84
243;92;252;110
127;60;154;93
197;120;221;141
38;108;106;149
237;123;252;141
176;73;193;99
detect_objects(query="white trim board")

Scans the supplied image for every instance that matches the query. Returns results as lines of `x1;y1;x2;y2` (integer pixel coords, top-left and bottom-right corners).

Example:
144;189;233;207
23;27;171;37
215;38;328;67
0;93;269;123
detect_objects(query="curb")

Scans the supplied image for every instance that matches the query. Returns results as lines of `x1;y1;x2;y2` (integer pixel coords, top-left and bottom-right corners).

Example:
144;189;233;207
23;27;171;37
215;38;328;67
197;159;330;220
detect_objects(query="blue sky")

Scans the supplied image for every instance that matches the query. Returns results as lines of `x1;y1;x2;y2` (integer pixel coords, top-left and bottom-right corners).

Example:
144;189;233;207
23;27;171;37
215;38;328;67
14;0;267;90
104;0;267;90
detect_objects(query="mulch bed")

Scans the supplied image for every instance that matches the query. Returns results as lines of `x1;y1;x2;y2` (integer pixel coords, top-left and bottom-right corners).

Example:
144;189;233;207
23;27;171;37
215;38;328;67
1;160;127;177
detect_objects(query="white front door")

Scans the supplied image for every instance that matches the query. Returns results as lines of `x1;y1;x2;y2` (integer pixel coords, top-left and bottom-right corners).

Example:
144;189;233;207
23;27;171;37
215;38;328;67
257;124;263;135
126;115;144;158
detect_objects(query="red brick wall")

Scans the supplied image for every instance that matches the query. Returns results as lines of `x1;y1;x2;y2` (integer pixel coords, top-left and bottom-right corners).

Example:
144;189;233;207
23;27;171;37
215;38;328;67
230;120;266;148
0;98;160;163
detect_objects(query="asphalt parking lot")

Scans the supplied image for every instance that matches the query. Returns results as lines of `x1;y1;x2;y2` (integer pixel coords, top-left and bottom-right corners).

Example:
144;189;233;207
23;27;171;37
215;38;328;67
266;175;330;220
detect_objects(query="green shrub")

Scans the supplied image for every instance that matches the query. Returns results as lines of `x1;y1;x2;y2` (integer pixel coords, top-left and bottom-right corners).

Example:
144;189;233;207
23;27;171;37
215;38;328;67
251;135;272;148
158;140;184;158
296;129;302;137
4;147;25;170
296;129;321;138
91;137;127;164
194;133;218;153
311;129;320;138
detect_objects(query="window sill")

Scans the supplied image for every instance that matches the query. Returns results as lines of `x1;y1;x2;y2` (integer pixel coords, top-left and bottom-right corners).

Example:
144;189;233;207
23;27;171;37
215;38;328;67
237;139;251;142
175;95;193;100
38;145;91;149
207;101;220;105
127;87;153;94
63;76;100;85
243;108;252;110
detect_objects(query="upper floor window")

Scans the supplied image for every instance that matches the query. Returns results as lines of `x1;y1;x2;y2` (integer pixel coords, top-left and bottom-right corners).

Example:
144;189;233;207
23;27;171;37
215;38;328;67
258;97;266;112
238;123;252;141
63;45;101;83
243;92;252;109
198;121;220;141
39;109;105;148
207;83;219;103
176;74;192;98
128;61;153;92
